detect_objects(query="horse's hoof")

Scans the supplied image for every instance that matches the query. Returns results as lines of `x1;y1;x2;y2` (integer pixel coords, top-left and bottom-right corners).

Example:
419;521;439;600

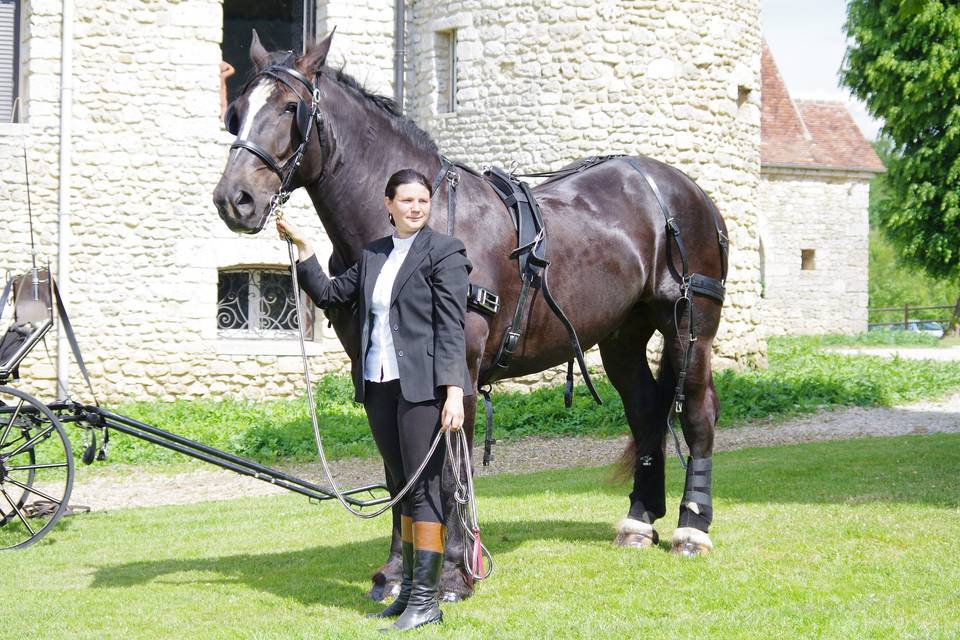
366;581;401;602
438;565;473;602
614;518;659;548
670;527;712;557
441;590;462;603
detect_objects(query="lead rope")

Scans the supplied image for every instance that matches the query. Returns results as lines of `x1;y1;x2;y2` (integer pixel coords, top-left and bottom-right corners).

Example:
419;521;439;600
280;206;491;578
445;427;494;580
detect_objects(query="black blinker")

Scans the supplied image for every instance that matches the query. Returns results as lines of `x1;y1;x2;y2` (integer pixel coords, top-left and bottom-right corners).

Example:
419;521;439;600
224;103;239;135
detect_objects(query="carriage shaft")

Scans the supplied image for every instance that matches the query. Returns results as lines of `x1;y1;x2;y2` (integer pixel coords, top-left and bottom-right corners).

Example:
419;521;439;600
81;407;389;508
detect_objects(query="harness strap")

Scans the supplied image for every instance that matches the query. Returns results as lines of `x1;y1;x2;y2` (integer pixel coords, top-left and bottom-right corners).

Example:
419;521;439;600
51;278;99;406
430;156;460;236
230;140;287;178
479;386;495;466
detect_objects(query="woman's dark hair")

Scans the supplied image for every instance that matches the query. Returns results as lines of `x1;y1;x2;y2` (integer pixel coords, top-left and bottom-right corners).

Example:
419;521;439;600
384;168;432;199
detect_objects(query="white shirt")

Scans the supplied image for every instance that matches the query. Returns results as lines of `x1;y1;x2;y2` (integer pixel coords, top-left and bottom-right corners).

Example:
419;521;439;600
363;230;420;382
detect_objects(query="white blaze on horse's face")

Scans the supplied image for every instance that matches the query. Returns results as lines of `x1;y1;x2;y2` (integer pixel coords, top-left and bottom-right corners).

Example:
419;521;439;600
237;81;276;142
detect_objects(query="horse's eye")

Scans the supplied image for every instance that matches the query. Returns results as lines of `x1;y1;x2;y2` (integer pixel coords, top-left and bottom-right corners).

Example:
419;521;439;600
283;103;297;113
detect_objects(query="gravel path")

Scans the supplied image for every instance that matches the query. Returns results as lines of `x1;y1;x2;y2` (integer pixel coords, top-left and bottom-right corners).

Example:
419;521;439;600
68;391;960;513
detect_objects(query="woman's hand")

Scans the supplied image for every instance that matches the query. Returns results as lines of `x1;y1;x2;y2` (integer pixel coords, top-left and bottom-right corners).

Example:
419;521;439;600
441;386;465;432
277;219;314;261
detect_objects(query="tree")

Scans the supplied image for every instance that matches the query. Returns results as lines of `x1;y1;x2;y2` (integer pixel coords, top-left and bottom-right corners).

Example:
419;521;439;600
843;0;960;333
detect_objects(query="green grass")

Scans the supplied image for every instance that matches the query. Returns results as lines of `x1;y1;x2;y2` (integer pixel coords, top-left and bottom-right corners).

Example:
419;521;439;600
92;336;960;467
2;435;958;639
810;330;941;347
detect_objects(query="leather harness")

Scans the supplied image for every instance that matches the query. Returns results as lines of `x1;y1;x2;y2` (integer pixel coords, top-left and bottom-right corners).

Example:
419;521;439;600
433;155;728;468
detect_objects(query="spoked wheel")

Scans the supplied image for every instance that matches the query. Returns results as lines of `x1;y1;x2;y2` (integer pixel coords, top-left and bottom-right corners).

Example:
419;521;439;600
0;386;74;550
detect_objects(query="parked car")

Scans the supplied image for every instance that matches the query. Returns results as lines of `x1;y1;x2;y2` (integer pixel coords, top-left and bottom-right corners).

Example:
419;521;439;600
869;320;945;338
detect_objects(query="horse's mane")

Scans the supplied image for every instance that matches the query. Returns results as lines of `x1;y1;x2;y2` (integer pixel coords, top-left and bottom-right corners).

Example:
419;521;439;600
321;65;440;156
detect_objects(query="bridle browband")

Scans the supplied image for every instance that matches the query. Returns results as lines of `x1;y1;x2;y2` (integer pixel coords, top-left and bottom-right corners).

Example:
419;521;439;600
224;59;326;229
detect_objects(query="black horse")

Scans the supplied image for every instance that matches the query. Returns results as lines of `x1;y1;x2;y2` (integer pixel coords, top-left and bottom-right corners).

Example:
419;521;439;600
213;32;727;601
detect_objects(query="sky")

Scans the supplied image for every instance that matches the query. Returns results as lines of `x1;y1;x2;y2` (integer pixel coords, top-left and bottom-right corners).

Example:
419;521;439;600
762;0;882;140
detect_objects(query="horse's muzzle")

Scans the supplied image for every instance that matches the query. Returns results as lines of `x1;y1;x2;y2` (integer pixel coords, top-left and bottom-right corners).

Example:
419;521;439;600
213;183;264;234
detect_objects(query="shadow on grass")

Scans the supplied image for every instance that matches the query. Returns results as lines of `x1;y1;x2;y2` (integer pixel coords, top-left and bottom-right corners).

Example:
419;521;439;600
88;519;611;611
477;433;960;508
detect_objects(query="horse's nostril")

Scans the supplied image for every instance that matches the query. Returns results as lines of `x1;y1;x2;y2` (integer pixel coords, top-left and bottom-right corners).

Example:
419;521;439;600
234;190;254;215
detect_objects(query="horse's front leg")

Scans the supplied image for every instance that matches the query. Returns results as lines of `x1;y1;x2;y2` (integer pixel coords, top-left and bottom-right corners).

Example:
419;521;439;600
439;392;478;601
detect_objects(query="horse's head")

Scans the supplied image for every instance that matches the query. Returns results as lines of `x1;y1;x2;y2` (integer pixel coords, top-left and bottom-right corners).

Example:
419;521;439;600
213;31;334;233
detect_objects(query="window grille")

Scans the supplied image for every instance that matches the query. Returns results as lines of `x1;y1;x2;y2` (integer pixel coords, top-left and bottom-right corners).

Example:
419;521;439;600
217;268;315;339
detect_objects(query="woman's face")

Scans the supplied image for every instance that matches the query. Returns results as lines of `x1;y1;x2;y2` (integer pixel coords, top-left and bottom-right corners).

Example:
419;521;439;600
385;182;432;238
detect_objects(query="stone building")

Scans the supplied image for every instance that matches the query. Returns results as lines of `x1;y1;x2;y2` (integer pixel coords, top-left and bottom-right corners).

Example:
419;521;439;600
2;0;764;402
758;44;883;335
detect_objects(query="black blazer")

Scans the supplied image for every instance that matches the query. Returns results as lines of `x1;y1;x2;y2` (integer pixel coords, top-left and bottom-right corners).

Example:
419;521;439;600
296;225;474;404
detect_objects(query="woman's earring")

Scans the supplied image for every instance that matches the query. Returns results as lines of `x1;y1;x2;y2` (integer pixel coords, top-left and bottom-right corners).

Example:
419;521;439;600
388;213;395;227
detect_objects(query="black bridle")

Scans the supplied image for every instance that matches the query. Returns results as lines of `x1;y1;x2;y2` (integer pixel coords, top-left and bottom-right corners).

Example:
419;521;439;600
223;60;326;227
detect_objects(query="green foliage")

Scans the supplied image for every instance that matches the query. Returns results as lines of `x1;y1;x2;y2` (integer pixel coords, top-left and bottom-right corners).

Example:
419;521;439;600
101;338;960;466
6;436;960;638
869;228;957;318
811;330;939;347
843;1;960;281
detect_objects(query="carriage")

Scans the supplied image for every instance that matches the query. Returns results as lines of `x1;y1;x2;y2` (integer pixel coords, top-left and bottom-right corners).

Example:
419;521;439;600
0;266;391;551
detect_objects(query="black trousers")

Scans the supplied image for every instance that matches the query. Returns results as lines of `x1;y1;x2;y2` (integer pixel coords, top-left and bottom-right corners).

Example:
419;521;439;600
364;379;445;523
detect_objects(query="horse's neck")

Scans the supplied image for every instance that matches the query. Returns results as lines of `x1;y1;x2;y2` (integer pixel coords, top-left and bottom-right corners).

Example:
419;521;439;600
304;89;440;266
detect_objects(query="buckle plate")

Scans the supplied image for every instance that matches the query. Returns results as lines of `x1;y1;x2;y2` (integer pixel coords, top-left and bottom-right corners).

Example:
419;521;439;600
469;286;500;316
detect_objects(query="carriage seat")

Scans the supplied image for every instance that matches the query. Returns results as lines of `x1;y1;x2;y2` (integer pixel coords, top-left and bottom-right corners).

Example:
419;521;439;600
0;268;54;384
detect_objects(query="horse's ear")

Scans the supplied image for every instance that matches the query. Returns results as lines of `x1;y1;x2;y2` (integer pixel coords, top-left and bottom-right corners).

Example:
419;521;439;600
249;29;270;71
303;28;336;71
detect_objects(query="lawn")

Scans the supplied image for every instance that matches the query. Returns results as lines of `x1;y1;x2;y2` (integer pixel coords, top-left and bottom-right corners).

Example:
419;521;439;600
2;434;958;639
97;335;960;466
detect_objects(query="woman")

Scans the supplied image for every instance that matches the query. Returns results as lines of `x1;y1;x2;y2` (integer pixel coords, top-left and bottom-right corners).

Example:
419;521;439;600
277;168;472;631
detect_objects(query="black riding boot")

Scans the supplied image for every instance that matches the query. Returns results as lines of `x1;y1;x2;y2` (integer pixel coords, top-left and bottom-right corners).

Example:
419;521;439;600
383;550;444;632
367;540;413;619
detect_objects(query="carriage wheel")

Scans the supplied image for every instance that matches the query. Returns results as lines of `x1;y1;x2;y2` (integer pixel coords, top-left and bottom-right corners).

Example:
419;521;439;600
0;386;74;550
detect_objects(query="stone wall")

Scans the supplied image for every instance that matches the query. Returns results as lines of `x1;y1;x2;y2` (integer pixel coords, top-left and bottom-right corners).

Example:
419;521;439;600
3;0;764;404
3;0;350;403
405;0;765;370
758;168;871;335
317;0;395;99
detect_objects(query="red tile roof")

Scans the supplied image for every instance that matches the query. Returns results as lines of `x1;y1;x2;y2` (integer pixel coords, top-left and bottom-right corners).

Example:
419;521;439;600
761;42;885;173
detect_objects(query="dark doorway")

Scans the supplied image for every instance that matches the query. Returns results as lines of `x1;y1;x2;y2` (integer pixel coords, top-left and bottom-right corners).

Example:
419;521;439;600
221;0;316;104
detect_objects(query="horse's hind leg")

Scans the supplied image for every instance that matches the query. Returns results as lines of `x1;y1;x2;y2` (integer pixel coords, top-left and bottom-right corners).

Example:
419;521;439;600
599;314;669;549
660;306;721;556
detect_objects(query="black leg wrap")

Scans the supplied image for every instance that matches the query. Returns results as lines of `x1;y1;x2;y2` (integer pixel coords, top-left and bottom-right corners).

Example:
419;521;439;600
628;447;665;523
678;456;713;532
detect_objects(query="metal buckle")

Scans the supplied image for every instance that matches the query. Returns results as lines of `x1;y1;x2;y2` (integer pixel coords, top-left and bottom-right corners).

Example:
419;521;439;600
477;289;500;315
446;170;460;188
